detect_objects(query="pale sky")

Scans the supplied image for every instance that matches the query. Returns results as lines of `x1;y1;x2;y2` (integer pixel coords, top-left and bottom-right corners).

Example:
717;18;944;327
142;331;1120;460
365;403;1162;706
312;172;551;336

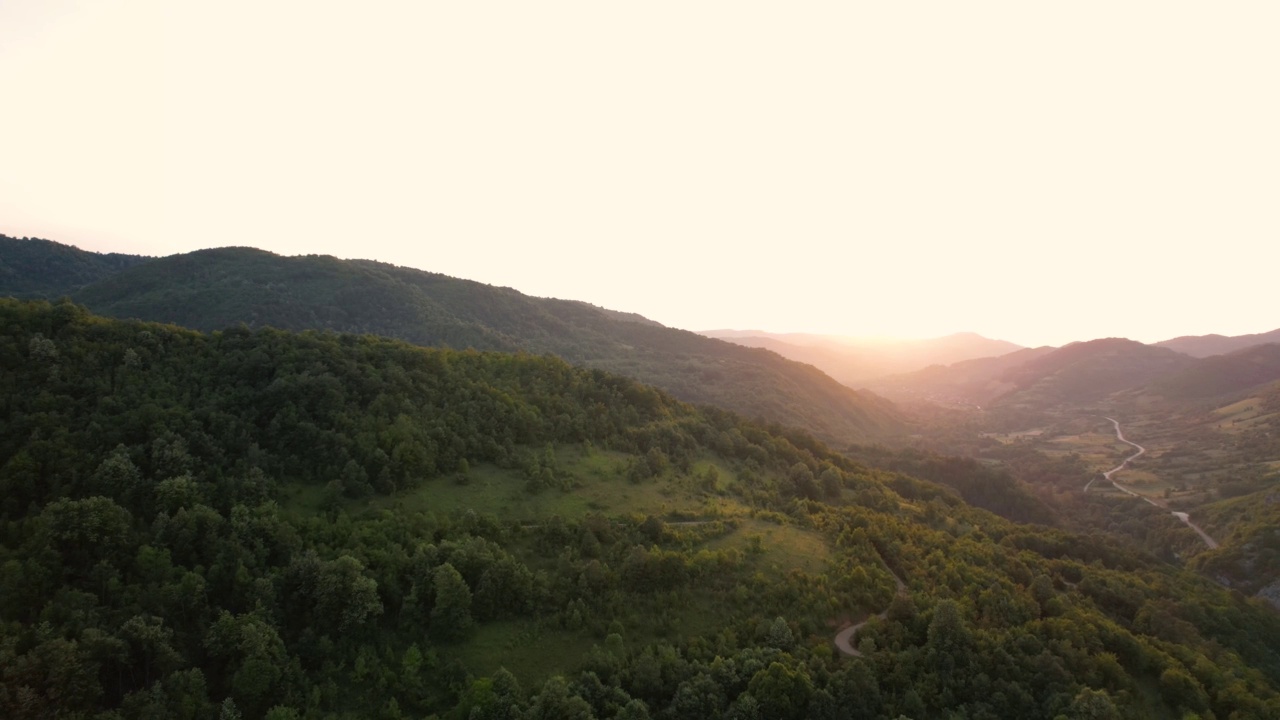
1;1;1276;348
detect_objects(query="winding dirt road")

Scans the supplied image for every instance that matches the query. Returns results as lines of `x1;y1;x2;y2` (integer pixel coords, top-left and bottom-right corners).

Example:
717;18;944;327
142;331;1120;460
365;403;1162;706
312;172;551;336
834;553;907;657
1088;417;1218;549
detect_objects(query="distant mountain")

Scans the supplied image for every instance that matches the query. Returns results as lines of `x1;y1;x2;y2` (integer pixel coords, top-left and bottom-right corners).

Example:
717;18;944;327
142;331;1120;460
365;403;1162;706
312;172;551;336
1156;328;1280;358
868;346;1058;406
2;240;902;443
698;329;1023;386
0;234;150;297
1147;343;1280;401
994;338;1196;409
871;339;1199;410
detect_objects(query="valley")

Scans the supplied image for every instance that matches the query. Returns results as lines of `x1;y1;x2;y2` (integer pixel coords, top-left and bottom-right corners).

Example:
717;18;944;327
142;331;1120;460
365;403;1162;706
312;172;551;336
1089;417;1218;549
891;337;1280;611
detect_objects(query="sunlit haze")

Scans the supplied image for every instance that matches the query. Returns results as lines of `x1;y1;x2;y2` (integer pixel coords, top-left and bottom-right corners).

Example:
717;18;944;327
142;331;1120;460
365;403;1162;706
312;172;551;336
2;1;1277;348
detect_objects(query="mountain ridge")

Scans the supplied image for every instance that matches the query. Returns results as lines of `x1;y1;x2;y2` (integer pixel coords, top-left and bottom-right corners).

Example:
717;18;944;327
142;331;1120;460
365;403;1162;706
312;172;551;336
1156;327;1280;358
2;238;902;445
0;233;151;297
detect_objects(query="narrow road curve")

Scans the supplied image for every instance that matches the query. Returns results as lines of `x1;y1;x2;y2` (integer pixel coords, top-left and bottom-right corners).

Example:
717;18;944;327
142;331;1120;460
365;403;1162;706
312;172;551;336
835;552;907;658
1084;416;1146;491
1087;417;1218;549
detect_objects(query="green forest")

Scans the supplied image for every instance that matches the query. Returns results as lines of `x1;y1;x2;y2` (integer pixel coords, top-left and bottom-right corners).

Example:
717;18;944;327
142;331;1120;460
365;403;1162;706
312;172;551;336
3;299;1280;719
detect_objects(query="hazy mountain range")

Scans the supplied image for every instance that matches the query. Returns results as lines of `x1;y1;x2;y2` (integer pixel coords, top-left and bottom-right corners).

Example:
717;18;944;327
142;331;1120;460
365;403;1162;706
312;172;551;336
1155;328;1280;358
698;329;1024;386
872;337;1280;412
5;233;1280;425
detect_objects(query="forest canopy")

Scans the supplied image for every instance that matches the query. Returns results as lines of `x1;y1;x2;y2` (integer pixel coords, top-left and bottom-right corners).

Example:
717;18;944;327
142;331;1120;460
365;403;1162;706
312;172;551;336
2;299;1279;719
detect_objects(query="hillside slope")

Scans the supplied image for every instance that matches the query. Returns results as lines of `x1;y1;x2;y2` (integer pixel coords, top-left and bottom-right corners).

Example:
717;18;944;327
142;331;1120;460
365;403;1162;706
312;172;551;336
1147;344;1280;402
4;300;1280;719
994;338;1195;410
62;245;902;443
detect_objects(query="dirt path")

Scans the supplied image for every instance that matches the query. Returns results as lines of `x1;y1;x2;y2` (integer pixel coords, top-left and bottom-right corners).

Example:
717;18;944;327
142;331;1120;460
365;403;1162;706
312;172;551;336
1088;417;1219;549
834;551;907;658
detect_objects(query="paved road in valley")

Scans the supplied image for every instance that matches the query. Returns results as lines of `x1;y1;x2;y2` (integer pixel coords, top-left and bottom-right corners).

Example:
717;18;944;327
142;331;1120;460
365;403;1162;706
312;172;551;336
1084;417;1146;491
1088;417;1218;549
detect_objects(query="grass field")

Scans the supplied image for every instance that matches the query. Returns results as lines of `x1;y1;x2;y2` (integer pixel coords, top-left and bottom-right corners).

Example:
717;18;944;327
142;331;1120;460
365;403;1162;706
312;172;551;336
444;619;599;687
446;589;759;688
1214;397;1263;417
980;428;1046;443
279;443;836;689
342;447;765;522
1042;431;1135;473
702;517;831;576
1207;396;1280;434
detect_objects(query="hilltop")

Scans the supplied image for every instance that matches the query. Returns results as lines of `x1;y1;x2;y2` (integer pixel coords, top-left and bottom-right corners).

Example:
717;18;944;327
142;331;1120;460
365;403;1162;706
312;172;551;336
0;238;902;445
0;234;149;297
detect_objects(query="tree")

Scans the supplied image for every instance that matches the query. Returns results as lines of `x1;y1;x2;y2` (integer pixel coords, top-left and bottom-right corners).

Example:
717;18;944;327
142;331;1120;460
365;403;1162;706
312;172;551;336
431;562;473;642
1065;688;1121;720
747;662;813;720
765;617;794;651
1158;667;1209;714
119;615;182;688
820;466;843;499
203;611;287;716
524;676;594;720
37;496;134;579
314;555;382;632
788;463;819;500
91;446;141;503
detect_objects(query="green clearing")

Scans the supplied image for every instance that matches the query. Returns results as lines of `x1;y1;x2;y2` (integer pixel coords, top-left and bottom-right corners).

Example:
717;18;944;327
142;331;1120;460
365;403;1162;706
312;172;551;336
980;428;1046;444
444;619;600;688
1043;432;1133;473
1107;468;1164;489
1217;411;1279;433
281;481;343;520
360;448;687;521
1209;396;1278;433
357;448;765;522
279;447;772;532
1214;397;1263;417
448;591;748;690
702;517;831;576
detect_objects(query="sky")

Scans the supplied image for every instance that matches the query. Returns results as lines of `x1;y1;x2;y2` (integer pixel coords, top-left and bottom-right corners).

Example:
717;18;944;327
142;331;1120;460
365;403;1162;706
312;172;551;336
1;1;1277;348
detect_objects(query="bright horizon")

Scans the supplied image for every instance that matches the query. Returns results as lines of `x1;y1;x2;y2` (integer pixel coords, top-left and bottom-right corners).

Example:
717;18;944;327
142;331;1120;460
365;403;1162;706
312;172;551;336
2;2;1277;348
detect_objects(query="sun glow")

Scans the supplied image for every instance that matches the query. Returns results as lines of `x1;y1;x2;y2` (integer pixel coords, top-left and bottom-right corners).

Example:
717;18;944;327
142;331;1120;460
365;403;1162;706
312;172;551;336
2;1;1277;347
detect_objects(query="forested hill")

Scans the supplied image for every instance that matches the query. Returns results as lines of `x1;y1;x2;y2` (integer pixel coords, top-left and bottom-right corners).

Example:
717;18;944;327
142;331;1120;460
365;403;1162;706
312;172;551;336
4;299;1280;719
0;234;150;298
1;239;902;444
